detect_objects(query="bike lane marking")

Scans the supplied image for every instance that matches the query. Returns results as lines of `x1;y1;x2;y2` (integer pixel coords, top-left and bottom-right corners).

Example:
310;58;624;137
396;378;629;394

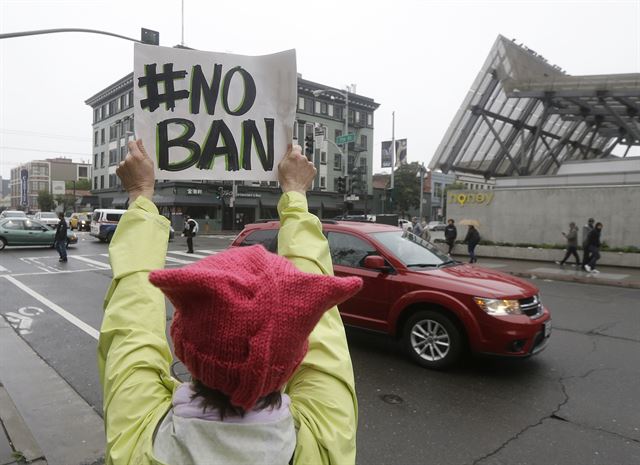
2;275;99;340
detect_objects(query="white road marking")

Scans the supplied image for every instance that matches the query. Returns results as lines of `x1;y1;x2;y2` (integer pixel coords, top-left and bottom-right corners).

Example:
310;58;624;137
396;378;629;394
102;253;195;265
69;255;111;269
196;249;221;254
164;256;194;264
2;275;99;340
168;251;208;259
8;268;97;278
0;264;9;272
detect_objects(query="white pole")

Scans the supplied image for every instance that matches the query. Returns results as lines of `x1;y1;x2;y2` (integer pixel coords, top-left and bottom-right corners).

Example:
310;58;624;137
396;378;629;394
391;111;395;189
181;0;185;46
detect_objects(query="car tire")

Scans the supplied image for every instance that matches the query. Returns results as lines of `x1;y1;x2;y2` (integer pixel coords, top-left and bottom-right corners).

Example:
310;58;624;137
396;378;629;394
0;237;6;251
106;231;114;243
403;310;464;369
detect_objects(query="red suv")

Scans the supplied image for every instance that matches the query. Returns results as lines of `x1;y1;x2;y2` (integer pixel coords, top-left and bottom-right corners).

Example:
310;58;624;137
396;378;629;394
232;220;551;369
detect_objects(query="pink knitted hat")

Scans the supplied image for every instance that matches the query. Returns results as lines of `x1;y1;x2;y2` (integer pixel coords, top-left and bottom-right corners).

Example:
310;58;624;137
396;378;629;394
149;244;362;411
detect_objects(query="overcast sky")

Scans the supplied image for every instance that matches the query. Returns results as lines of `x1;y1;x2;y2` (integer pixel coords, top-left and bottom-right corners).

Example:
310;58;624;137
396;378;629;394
1;0;639;180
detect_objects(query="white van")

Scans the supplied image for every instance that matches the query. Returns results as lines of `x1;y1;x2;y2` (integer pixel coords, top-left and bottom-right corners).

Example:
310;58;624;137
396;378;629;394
90;209;126;242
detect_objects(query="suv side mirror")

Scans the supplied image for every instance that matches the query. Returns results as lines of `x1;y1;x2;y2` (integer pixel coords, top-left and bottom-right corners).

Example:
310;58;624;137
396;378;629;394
363;255;390;271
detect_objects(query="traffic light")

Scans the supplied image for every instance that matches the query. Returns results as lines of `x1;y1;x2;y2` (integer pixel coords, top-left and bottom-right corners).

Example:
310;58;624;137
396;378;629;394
304;135;314;159
337;176;346;194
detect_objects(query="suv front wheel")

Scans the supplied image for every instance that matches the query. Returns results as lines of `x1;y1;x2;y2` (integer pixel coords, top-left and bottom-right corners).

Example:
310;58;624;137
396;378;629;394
403;310;464;369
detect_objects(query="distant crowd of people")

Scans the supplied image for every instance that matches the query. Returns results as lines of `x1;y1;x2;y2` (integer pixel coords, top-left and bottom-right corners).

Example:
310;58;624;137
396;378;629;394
557;217;604;273
406;215;604;272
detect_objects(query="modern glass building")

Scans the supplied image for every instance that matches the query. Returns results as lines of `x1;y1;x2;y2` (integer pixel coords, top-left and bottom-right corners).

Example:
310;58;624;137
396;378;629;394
430;35;640;178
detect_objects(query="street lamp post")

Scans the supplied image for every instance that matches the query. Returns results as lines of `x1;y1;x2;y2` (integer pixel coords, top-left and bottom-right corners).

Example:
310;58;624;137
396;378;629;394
417;163;427;222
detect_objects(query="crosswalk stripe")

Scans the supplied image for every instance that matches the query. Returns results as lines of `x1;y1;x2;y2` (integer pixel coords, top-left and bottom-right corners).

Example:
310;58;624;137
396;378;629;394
70;255;111;269
164;256;194;264
196;250;220;254
168;251;208;259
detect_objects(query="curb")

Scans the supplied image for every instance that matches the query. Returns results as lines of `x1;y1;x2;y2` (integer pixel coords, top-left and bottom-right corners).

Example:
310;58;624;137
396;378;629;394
0;383;46;464
503;270;640;290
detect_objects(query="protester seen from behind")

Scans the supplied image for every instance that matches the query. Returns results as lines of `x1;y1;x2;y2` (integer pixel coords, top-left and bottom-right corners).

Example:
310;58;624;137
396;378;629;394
410;216;422;237
54;212;68;262
556;222;580;267
444;219;457;255
98;140;361;465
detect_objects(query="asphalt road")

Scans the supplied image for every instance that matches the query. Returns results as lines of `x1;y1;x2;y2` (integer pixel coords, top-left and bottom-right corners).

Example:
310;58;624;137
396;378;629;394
1;232;639;465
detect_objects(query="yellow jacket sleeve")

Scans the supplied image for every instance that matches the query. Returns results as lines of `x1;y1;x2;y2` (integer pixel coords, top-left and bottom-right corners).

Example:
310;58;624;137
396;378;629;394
97;196;177;465
277;191;358;465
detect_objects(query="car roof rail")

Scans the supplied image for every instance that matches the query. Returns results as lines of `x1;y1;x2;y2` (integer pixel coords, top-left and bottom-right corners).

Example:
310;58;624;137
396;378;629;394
251;219;280;224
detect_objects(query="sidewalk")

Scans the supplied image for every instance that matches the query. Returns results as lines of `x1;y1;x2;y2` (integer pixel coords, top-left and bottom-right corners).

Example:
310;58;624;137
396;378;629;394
0;383;45;465
454;255;640;289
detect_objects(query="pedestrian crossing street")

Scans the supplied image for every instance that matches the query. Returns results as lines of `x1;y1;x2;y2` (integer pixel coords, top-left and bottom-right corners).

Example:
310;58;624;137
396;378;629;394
0;249;224;277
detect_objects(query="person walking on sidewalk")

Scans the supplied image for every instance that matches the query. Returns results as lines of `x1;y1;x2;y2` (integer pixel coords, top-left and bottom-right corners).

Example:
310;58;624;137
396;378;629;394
54;212;68;262
98;140;361;465
444;219;457;255
556;222;580;266
584;222;604;273
182;215;198;253
410;217;423;237
581;218;595;270
463;225;480;263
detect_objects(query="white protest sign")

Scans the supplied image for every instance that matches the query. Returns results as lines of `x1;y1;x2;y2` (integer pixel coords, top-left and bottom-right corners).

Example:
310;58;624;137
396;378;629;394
134;44;297;181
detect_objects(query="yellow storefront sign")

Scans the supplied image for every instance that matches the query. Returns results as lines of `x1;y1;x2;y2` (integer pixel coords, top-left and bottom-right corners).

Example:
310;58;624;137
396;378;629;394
449;191;494;206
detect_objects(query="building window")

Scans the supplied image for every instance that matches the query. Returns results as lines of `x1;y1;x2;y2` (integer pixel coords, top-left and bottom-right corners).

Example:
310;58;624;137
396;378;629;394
94;154;98;168
321;102;328;114
128;90;133;107
94;177;98;190
100;152;105;168
367;113;373;126
355;111;360;123
109;149;118;165
298;97;305;110
94;131;99;146
100;175;104;189
328;104;334;117
335;129;342;143
320;176;326;188
109;99;118;115
120;95;126;111
360;134;367;147
434;183;442;198
78;166;88;178
101;128;105;144
129;118;134;132
333;178;338;191
109;125;117;141
120;145;127;161
320;151;327;164
349;109;355;124
94;108;100;123
293;121;298;142
109;174;117;188
314;101;321;113
359;157;367;167
304;98;313;113
101;104;106;119
334;153;342;170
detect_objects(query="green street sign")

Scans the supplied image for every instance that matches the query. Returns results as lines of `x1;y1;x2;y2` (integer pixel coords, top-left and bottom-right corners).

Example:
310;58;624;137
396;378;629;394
336;133;356;145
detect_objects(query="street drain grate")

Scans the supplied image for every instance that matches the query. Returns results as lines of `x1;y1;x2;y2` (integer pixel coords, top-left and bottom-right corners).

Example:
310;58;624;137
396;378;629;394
381;394;404;405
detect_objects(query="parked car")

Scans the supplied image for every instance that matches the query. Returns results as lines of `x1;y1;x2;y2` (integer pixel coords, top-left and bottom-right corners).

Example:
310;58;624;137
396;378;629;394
398;219;411;231
33;211;60;227
90;209;126;243
69;213;92;231
0;218;77;250
428;221;447;231
231;220;551;369
0;210;27;220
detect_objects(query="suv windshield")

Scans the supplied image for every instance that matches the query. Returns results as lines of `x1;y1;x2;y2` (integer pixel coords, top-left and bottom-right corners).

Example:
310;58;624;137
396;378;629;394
371;230;454;268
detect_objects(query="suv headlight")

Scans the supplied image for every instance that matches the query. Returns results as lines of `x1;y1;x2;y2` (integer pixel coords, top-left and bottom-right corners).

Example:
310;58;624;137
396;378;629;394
474;297;522;315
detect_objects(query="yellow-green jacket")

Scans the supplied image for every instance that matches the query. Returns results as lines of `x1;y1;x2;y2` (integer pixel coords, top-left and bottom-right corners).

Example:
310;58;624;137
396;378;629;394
98;192;357;465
